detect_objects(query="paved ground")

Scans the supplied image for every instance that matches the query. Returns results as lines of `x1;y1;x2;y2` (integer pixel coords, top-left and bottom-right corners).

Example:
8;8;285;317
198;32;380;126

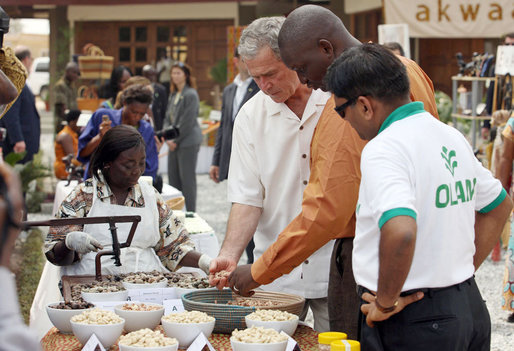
31;106;514;349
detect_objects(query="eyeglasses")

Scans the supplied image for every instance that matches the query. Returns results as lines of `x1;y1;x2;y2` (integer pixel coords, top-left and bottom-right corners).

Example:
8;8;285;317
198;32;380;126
334;98;357;119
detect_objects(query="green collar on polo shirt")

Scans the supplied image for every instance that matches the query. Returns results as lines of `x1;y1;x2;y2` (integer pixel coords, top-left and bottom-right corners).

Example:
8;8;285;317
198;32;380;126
378;101;426;135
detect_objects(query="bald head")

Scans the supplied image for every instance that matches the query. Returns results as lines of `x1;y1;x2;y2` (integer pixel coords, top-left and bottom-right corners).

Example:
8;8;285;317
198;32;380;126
279;5;349;49
278;5;361;90
65;62;80;82
142;64;157;82
65;62;78;72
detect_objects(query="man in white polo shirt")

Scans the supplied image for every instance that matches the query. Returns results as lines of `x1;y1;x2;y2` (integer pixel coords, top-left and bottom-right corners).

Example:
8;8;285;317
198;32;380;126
209;16;333;332
325;43;513;350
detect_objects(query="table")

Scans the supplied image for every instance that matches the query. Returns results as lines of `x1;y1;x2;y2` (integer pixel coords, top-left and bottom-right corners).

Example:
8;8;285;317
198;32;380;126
52;180;183;216
30;211;219;340
41;324;319;350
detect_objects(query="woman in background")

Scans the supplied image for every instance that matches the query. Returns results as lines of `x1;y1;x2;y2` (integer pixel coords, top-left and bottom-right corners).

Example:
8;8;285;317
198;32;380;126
101;65;132;109
78;84;158;180
162;63;202;211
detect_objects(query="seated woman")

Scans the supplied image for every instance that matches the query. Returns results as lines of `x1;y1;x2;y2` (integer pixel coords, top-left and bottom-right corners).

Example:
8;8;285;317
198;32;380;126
54;109;82;180
77;84;158;180
45;125;211;275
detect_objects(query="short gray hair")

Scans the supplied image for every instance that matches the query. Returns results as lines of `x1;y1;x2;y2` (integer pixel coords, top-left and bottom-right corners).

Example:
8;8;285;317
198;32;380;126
238;16;285;60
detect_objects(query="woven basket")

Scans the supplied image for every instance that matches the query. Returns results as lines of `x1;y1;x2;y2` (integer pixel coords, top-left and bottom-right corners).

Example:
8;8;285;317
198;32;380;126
79;56;114;80
182;289;305;334
78;45;113;80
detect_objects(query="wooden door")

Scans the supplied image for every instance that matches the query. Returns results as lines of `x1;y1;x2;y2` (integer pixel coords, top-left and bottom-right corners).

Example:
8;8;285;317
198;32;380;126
74;19;233;104
418;38;485;95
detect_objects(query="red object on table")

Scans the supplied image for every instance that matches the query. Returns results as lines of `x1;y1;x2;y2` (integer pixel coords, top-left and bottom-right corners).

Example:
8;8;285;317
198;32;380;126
41;324;319;351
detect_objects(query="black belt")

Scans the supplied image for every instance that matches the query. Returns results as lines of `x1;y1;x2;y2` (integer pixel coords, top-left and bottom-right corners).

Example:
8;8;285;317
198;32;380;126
357;276;474;298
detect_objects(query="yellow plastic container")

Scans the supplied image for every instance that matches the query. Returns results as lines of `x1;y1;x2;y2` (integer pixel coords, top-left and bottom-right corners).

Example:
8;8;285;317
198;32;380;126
331;339;360;350
318;332;347;351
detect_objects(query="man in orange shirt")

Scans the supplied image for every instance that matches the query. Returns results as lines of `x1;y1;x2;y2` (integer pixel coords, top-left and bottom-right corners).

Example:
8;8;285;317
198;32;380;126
221;5;439;339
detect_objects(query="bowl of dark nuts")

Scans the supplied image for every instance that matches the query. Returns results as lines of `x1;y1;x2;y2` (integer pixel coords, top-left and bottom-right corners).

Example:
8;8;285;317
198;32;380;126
46;301;95;334
170;276;215;297
122;271;168;290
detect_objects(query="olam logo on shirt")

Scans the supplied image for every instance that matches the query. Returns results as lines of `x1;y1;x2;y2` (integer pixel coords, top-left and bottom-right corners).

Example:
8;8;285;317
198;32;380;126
435;146;476;208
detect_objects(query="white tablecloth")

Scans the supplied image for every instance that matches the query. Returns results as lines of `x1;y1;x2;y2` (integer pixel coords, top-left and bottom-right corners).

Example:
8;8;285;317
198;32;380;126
158;143;214;175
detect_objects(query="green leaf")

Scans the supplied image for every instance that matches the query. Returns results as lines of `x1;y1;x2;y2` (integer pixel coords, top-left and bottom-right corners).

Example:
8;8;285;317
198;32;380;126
209;58;227;85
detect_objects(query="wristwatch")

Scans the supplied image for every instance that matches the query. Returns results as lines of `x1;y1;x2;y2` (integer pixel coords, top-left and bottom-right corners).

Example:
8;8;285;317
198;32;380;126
375;298;398;313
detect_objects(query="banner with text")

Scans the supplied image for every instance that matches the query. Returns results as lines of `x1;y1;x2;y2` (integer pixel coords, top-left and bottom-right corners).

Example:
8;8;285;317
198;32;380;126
384;0;513;38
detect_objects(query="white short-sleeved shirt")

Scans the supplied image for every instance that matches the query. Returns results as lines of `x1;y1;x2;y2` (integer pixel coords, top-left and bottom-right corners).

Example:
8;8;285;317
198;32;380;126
228;89;334;298
353;102;506;292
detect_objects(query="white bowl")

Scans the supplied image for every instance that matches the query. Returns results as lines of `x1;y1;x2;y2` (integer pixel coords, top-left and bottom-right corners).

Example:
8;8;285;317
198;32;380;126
81;290;128;303
114;303;165;332
46;303;93;334
230;338;288;351
245;314;299;336
122;278;168;290
70;319;125;349
118;343;178;351
161;319;215;348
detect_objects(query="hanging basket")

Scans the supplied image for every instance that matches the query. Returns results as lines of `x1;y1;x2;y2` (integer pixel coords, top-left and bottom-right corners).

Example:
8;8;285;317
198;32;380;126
78;44;114;80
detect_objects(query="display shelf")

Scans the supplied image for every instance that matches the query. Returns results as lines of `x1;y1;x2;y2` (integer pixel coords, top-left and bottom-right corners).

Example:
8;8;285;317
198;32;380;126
451;76;492;82
451;76;494;149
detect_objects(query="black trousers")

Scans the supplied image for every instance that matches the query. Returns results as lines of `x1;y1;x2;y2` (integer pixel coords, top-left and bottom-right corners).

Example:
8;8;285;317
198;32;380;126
358;277;491;351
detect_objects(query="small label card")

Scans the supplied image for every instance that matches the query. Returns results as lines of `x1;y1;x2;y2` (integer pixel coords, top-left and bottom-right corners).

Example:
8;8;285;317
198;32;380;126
162;287;178;300
128;288;179;304
281;331;301;351
128;288;164;304
81;333;106;351
163;298;185;314
92;300;136;311
186;332;215;351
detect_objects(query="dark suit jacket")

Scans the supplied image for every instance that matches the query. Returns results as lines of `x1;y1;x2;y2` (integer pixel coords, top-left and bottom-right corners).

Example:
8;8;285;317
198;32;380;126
212;79;259;181
152;82;168;132
0;84;41;163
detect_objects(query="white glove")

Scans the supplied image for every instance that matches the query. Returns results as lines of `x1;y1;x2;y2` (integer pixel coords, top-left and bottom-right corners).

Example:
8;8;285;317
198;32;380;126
65;231;103;254
198;254;212;275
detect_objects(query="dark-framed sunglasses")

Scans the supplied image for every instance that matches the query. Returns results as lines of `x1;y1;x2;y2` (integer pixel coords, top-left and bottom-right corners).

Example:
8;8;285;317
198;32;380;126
334;97;357;119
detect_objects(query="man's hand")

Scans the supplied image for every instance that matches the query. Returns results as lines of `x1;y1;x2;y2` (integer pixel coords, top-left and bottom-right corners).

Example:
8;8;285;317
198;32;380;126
209;166;220;183
208;256;237;290
65;231;103;254
228;264;260;297
167;140;178;152
360;291;424;327
13;141;26;153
